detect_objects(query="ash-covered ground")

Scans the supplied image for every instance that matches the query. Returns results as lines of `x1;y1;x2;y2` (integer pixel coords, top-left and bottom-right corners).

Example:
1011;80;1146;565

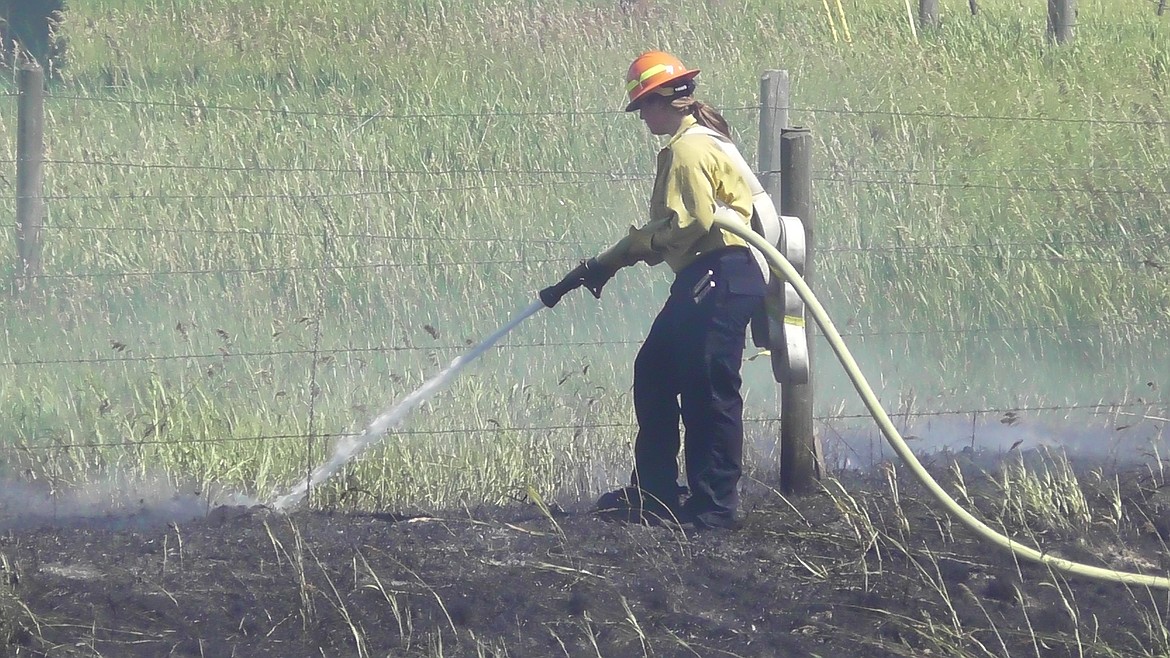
0;440;1168;657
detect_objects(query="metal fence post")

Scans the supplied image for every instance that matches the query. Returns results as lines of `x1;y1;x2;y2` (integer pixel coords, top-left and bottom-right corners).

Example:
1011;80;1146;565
15;62;46;294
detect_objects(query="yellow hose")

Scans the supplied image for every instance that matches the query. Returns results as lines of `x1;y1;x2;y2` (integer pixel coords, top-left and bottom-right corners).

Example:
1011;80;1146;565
713;216;1170;590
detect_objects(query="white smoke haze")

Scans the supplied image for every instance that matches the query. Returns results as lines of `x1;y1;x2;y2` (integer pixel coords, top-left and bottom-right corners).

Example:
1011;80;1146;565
818;410;1168;472
0;471;239;532
0;416;1159;532
3;294;1162;529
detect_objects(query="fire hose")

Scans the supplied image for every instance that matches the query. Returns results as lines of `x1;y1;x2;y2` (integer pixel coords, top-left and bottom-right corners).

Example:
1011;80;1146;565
712;215;1170;590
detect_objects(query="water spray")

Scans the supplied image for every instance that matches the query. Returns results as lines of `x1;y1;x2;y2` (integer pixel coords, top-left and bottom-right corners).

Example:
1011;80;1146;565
269;299;546;511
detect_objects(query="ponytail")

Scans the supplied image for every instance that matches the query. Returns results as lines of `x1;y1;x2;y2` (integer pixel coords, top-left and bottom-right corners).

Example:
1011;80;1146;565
672;96;732;140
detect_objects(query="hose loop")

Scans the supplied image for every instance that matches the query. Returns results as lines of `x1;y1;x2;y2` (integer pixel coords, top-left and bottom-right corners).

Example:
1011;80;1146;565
714;216;1170;590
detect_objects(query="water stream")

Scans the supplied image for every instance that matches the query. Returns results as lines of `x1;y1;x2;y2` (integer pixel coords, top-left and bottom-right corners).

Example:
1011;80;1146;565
270;299;546;511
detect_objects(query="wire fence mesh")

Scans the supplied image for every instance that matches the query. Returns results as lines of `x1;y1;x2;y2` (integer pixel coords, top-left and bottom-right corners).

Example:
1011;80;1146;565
4;88;1168;475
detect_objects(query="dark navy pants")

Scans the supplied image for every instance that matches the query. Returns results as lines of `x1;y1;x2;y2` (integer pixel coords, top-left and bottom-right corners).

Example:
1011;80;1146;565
630;247;765;518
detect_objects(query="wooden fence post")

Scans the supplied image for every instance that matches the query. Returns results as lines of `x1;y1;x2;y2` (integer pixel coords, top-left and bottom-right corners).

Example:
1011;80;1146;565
1047;0;1076;44
1158;0;1166;17
758;70;788;199
757;71;787;375
15;62;46;294
779;127;821;495
759;71;820;494
758;71;798;488
919;0;940;27
969;0;979;15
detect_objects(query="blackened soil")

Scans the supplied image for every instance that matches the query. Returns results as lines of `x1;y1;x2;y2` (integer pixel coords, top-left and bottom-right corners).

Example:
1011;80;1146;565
0;454;1168;657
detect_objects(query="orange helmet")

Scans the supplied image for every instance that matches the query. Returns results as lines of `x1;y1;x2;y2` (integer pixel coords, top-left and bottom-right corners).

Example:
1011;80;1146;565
624;51;699;112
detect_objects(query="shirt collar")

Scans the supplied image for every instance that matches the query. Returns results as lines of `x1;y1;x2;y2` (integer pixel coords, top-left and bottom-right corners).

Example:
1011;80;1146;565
665;115;698;149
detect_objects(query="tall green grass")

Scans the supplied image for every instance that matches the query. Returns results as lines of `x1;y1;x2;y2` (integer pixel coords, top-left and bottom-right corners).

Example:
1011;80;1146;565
0;0;1167;507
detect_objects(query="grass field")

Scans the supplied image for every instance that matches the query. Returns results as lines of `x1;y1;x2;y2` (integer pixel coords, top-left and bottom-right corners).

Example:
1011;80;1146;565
0;0;1167;510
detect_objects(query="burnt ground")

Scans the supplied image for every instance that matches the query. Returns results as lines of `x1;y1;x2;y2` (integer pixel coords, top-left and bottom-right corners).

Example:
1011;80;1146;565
1;452;1169;658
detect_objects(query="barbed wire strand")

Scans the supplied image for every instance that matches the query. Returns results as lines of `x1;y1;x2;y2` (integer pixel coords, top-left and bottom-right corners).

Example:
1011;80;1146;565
28;257;573;281
22;248;1168;281
41;157;1170;178
24;172;1166;203
43;92;628;118
814;176;1169;197
40;91;1170;126
38;221;1170;255
40;176;650;201
42;158;647;178
3;401;1157;452
5;316;1170;369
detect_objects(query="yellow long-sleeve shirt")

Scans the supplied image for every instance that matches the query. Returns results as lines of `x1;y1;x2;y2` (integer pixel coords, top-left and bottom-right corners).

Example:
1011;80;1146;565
595;115;754;273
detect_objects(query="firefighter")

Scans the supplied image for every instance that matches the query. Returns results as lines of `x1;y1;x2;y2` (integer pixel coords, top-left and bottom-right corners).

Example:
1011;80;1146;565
540;52;766;530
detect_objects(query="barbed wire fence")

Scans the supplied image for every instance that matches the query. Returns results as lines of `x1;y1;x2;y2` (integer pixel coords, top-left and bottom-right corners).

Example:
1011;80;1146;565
4;86;1169;471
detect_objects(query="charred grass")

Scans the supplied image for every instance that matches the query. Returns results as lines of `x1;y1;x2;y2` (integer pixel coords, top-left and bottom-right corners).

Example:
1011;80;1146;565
0;449;1167;657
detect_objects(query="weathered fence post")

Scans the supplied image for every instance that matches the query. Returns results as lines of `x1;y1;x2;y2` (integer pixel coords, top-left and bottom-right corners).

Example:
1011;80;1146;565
758;71;788;204
759;71;821;494
778;127;821;495
757;73;787;373
1047;0;1076;44
759;71;806;493
969;0;979;15
919;0;940;28
1158;0;1166;17
15;62;46;294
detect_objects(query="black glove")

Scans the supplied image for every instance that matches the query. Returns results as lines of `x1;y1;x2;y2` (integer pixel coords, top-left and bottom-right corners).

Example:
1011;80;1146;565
539;258;618;308
580;257;618;298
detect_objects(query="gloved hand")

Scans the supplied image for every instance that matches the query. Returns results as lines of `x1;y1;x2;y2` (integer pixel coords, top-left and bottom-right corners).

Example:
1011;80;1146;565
580;257;618;298
539;258;618;308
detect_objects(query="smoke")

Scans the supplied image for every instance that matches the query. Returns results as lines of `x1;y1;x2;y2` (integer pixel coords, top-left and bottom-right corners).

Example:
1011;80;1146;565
817;410;1167;472
0;472;227;532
